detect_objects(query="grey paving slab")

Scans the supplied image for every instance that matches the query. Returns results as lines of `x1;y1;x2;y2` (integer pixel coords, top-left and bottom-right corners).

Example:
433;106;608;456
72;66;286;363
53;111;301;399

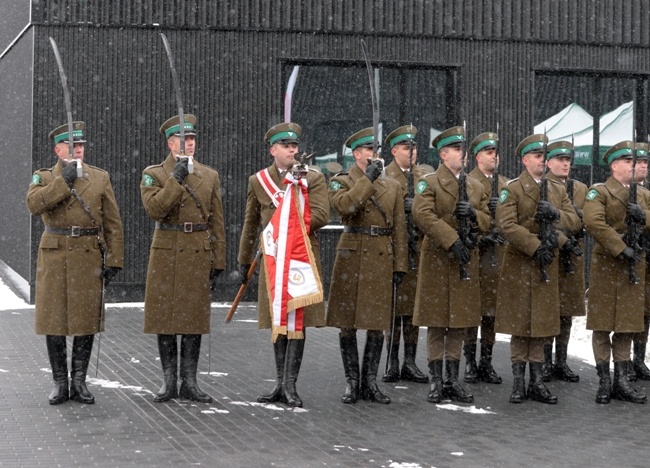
1;304;649;467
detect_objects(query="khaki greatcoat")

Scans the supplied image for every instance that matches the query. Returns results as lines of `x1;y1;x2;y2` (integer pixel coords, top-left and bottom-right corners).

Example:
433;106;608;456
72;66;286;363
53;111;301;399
27;160;124;336
141;154;226;335
412;164;491;328
495;170;581;338
584;177;650;333
326;164;408;330
238;162;329;328
386;161;433;317
641;185;650;316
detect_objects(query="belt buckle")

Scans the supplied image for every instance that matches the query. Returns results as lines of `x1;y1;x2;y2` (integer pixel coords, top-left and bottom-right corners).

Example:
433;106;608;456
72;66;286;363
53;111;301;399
71;226;81;237
370;225;379;236
184;222;193;233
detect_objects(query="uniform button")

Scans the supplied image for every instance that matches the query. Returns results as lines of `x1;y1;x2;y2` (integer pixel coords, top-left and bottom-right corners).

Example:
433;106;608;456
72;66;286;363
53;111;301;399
68;247;72;251
195;249;199;253
180;203;184;207
366;209;370;213
363;248;368;253
179;249;184;252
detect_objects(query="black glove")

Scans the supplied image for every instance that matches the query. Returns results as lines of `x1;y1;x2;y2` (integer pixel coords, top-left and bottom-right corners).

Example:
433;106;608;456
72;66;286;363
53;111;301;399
172;157;190;184
572;203;583;220
404;197;413;213
488;197;499;215
100;266;121;286
365;159;382;182
535;200;560;222
561;237;583;257
627;203;647;225
534;245;554;266
453;201;477;222
392;271;406;287
449;239;471;264
210;269;223;291
479;231;505;250
62;161;78;188
236;263;251;285
619;247;642;263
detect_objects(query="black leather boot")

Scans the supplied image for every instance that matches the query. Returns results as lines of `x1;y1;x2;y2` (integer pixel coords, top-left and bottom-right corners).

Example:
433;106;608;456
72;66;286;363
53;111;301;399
258;335;288;404
401;343;429;383
70;335;95;404
552;344;579;382
360;333;391;404
509;362;526;404
339;334;360;404
179;334;212;403
444;359;474;403
154;334;178;402
633;341;650;380
542;343;553;382
282;338;305;408
477;343;502;384
627;359;638;381
382;327;400;383
426;360;444;403
46;335;69;405
528;362;558;404
595;361;611;404
463;343;479;383
612;361;647;403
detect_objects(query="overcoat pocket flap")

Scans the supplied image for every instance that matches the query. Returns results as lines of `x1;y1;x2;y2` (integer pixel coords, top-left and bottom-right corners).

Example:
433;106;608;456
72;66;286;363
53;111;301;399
40;236;59;249
337;239;359;251
151;237;173;249
204;239;212;250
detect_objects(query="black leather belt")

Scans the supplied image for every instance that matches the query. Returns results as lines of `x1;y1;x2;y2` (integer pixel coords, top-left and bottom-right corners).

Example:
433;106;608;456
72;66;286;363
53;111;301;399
45;226;100;237
343;226;392;236
155;222;208;233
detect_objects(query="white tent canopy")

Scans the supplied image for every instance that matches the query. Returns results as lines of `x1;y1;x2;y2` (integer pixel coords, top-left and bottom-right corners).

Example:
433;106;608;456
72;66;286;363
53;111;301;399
534;102;594;142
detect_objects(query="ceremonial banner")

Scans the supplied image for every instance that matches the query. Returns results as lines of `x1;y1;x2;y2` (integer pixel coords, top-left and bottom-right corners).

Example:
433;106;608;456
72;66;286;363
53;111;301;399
262;173;323;341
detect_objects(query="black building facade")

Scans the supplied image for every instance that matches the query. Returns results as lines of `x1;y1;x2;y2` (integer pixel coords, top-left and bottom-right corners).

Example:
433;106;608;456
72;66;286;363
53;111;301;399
2;0;650;302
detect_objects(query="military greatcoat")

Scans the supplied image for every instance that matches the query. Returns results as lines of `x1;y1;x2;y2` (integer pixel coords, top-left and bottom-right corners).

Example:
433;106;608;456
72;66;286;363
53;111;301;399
584;177;650;333
386;161;433;317
641;185;650;316
326;164;408;330
412;164;490;328
27;160;124;336
238;162;329;328
547;172;587;317
495;170;581;338
141;154;226;335
468;167;509;317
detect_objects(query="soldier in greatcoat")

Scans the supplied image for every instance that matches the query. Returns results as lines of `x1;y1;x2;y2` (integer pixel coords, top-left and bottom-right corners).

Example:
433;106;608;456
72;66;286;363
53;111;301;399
327;128;408;405
27;122;124;405
381;125;429;385
543;140;587;383
495;134;580;405
584;141;650;404
412;126;490;404
141;114;226;404
465;131;508;385
237;123;329;408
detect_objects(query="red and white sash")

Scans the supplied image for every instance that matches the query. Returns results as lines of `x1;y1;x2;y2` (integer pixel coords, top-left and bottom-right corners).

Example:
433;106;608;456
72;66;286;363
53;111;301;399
256;168;285;208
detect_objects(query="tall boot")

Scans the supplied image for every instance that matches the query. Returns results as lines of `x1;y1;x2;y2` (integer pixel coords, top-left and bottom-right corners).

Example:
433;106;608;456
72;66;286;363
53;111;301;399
443;359;474;403
179;334;212;403
257;335;288;404
400;320;428;383
527;362;558;404
46;335;69;405
360;333;391;404
633;341;650;380
477;343;502;384
70;335;95;404
542;343;553;382
552;344;580;382
339;334;360;404
612;361;647;403
463;343;479;383
426;360;444;403
382;326;400;383
153;334;178;402
282;338;305;407
509;362;526;404
628;359;638;381
595;361;611;404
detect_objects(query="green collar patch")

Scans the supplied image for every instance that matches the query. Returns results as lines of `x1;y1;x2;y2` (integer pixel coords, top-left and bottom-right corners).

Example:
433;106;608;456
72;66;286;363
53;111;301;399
498;189;509;203
330;180;341;191
31;174;41;185
586;188;598;201
416;180;427;194
143;174;154;187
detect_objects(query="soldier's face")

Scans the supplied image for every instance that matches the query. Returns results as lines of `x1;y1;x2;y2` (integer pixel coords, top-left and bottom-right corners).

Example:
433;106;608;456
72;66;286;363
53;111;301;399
353;146;375;170
270;142;299;170
391;143;417;170
522;151;545;178
611;157;634;185
547;156;571;179
636;159;648;182
475;148;497;174
168;135;196;157
54;142;85;162
440;144;464;173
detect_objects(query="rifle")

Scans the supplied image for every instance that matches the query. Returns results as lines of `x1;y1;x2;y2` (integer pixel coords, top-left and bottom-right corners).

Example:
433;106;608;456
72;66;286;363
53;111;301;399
623;135;641;284
487;124;505;267
406;127;418;270
561;133;581;275
537;132;553;283
225;249;262;323
360;40;385;177
455;121;473;281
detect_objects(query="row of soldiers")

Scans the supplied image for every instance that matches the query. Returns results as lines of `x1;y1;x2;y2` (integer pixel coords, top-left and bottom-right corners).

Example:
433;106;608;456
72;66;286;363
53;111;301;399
27;116;650;409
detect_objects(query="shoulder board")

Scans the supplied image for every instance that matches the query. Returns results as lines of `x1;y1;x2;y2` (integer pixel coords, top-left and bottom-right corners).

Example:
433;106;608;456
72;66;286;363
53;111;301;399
144;163;164;172
423;172;436;178
333;172;348;177
308;166;321;173
504;178;519;186
590;183;605;188
85;164;107;174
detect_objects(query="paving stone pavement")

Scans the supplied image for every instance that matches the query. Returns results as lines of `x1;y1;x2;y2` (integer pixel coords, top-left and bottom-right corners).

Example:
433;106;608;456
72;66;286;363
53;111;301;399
1;304;649;467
